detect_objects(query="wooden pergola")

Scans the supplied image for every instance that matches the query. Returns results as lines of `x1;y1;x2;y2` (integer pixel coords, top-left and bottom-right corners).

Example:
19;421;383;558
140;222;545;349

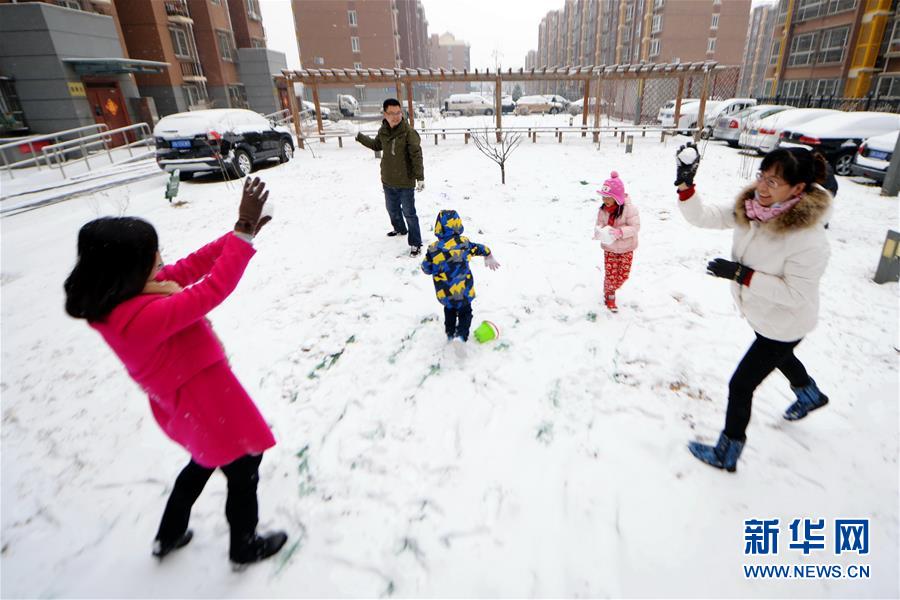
277;61;717;146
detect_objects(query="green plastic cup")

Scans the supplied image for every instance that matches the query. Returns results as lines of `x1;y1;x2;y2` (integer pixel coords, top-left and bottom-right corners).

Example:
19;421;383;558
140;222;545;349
474;320;499;344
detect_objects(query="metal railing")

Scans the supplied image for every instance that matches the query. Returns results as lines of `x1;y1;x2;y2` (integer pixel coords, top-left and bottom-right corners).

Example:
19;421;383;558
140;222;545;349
179;61;204;79
164;0;190;18
41;123;155;178
0;123;109;179
264;108;293;126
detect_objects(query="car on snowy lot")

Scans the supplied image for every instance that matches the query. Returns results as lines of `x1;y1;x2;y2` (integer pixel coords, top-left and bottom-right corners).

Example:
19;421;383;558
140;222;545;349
656;98;699;123
501;95;516;114
712;105;793;147
568;97;608;115
662;98;757;136
739;107;839;154
442;93;495;116
154;109;295;180
850;129;899;183
301;100;331;120
514;94;567;115
780;111;900;176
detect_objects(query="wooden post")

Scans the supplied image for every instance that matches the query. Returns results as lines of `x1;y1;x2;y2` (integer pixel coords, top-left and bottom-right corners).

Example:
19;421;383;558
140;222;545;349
592;78;602;143
558;130;563;143
465;131;469;144
695;69;711;142
285;75;304;150
395;79;402;102
405;79;415;128
495;74;502;142
434;133;438;145
338;136;343;148
582;79;590;137
311;84;325;142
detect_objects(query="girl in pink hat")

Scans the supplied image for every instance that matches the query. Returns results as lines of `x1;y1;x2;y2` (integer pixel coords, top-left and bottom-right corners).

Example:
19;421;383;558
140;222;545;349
593;171;640;312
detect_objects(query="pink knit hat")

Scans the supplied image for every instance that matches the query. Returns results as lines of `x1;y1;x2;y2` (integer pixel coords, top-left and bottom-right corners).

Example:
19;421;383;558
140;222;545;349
597;171;626;205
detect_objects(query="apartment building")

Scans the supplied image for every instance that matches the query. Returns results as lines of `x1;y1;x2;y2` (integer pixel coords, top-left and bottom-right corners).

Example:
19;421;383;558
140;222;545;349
530;0;750;97
739;3;776;97
765;0;898;98
428;32;471;99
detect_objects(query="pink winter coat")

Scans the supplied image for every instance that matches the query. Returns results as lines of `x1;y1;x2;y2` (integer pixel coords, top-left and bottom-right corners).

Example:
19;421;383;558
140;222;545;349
91;233;275;468
596;196;640;253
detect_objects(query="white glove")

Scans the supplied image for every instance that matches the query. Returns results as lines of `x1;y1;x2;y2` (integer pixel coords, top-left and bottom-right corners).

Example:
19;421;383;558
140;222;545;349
415;180;425;192
593;225;615;245
484;255;500;271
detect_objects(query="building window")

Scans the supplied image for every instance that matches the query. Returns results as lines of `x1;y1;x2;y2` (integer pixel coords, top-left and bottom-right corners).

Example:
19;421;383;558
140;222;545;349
625;4;634;22
251;37;266;48
877;75;900;97
826;0;856;15
795;0;824;21
217;30;236;61
183;84;205;108
781;79;808;97
812;78;839;96
787;31;818;66
314;56;325;65
711;14;719;29
354;62;362;69
818;26;849;64
0;78;28;134
707;38;717;53
348;10;357;26
770;39;781;64
55;0;82;9
351;36;360;53
245;0;261;21
653;0;664;9
651;14;662;33
210;0;220;5
649;38;660;57
169;25;192;58
889;19;900;54
228;85;248;108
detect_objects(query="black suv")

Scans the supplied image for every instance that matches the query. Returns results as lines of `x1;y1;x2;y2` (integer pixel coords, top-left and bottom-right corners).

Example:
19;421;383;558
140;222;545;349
154;109;295;180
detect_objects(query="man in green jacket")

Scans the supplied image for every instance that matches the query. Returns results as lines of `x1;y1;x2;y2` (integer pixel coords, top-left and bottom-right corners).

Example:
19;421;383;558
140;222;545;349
355;98;425;256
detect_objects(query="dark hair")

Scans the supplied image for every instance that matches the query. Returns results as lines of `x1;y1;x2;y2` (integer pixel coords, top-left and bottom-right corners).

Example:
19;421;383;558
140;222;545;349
64;217;159;322
383;98;401;111
759;147;828;191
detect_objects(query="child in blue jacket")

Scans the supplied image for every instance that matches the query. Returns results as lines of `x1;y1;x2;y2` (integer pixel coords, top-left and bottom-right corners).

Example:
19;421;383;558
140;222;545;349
421;209;500;341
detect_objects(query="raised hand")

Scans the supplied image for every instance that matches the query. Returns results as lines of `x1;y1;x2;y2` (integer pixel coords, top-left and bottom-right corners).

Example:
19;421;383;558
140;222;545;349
485;255;501;271
235;177;269;235
142;280;183;296
675;142;701;187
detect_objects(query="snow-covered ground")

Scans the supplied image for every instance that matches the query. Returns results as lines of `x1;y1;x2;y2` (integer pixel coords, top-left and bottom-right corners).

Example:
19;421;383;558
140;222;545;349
2;114;898;597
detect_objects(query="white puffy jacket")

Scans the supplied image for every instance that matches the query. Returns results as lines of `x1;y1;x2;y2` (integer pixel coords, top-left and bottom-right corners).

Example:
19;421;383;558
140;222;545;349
678;184;831;342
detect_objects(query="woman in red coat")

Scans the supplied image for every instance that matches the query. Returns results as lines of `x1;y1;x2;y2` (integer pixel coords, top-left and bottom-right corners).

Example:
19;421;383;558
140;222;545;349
64;178;286;569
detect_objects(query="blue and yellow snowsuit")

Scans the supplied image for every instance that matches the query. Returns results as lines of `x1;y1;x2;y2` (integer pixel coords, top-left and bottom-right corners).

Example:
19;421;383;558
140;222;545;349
421;210;492;309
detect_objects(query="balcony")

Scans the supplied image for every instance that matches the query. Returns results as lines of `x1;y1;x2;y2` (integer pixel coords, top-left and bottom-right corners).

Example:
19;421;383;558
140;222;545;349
179;60;206;82
165;0;192;23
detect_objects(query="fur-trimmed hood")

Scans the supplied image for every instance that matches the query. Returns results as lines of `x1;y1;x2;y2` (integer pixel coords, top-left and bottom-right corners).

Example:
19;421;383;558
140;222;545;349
734;183;831;233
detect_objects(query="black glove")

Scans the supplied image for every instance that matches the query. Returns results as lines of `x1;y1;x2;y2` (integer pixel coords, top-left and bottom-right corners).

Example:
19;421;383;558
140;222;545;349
675;142;701;187
706;258;754;286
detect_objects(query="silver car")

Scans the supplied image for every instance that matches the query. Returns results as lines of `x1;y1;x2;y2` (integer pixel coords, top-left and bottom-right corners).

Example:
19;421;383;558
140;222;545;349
713;105;792;147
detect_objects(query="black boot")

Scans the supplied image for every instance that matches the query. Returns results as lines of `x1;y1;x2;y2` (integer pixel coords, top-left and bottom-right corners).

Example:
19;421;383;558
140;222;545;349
152;529;193;560
230;531;288;570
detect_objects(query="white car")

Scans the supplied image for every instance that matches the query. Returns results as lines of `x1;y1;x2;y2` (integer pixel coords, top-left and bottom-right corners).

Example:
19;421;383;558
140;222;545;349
658;100;700;127
781;111;900;176
657;98;699;123
713;105;793;147
301;100;331;120
740;108;839;154
337;94;359;117
850;130;899;183
568;97;607;115
694;98;758;138
442;93;495;116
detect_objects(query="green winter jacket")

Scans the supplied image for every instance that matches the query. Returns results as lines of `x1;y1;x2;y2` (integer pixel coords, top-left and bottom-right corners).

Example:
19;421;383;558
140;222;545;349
355;118;424;189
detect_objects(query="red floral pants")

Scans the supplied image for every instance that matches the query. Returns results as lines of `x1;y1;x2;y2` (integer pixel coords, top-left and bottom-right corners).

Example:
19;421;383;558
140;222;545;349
604;251;633;296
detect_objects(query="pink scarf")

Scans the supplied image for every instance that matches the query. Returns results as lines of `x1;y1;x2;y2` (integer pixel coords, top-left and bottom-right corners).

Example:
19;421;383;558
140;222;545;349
745;193;801;222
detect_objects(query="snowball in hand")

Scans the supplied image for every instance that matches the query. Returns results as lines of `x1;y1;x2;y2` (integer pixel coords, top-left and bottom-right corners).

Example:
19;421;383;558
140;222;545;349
677;146;699;165
594;225;616;245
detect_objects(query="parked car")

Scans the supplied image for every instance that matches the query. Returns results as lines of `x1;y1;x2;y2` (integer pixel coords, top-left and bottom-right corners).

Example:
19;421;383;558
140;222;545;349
658;99;700;127
695;98;758;138
154;109;294;180
337;94;359;117
544;94;571;110
656;98;699;123
780;111;900;176
442;93;494;116
850;129;899;183
739;108;839;154
713;105;793;147
301;100;331;120
501;95;516;114
514;94;567;115
568;97;607;115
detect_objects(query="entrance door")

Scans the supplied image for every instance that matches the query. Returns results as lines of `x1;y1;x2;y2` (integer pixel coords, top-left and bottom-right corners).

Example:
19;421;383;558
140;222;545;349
86;83;132;146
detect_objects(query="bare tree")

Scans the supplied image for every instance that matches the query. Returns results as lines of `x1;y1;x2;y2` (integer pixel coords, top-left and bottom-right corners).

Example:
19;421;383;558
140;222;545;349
470;128;522;185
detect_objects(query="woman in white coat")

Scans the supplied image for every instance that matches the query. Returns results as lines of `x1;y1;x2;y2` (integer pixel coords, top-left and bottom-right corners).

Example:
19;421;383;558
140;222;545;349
674;144;832;472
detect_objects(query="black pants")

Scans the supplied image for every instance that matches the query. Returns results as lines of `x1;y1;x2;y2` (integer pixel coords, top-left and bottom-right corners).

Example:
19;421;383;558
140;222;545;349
444;305;473;341
155;453;262;548
724;333;811;441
